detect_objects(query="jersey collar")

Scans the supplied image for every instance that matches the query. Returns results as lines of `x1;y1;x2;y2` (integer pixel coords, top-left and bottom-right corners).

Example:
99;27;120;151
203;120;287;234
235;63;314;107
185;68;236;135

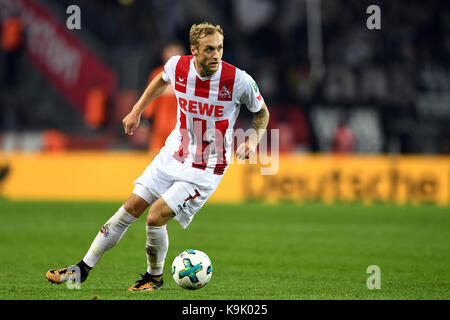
191;58;222;81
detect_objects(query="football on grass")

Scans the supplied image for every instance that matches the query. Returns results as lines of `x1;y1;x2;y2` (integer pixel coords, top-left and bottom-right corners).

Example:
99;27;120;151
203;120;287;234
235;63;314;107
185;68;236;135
171;249;213;290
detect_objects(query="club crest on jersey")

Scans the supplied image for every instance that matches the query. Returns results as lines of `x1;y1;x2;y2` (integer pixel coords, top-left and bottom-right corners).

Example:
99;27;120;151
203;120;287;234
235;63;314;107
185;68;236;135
219;85;231;99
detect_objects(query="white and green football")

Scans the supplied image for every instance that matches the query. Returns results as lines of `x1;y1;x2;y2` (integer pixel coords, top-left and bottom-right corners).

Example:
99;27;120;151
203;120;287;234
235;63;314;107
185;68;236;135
171;249;213;290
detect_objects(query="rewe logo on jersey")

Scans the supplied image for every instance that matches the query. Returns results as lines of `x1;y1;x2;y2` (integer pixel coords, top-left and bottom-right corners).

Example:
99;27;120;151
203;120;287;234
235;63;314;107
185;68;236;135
178;97;224;117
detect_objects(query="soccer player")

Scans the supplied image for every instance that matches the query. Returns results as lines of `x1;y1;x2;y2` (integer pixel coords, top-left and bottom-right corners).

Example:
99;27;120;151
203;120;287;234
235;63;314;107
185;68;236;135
46;22;270;291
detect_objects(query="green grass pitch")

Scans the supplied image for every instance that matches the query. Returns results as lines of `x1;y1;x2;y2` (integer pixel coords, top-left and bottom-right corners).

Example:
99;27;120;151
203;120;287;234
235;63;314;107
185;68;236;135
0;200;449;300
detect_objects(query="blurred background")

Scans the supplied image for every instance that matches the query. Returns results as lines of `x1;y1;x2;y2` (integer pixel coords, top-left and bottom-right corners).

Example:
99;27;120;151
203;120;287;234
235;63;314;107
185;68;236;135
0;0;449;203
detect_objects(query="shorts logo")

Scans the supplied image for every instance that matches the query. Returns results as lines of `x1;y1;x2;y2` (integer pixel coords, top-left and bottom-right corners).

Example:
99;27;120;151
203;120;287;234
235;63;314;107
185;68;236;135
184;189;200;202
180;189;201;209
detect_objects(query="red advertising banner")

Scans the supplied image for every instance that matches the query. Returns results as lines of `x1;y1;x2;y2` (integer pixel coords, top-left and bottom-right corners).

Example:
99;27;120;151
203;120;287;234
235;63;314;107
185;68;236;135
0;0;117;113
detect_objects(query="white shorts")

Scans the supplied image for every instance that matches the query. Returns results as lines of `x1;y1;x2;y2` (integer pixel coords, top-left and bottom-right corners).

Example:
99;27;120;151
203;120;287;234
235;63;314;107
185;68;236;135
133;155;216;229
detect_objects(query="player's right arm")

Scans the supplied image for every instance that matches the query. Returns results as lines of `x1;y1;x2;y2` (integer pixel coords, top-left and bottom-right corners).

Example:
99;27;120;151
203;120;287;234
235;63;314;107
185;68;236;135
122;71;169;135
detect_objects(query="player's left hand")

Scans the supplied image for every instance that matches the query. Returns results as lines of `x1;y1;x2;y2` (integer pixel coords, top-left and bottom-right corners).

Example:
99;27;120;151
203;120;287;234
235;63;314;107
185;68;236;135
236;140;257;160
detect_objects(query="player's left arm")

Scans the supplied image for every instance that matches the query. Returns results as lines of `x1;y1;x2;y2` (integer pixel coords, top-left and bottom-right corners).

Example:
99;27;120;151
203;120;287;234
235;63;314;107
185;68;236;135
236;103;270;160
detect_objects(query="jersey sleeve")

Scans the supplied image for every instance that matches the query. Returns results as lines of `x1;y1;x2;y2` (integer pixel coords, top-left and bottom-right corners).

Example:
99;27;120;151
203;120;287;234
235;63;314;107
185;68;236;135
162;55;180;83
238;71;264;113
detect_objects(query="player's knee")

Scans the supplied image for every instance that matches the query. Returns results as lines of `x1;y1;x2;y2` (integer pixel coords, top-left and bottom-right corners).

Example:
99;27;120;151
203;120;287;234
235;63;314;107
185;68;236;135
124;203;140;218
146;199;174;226
146;212;163;227
146;208;166;226
124;194;149;218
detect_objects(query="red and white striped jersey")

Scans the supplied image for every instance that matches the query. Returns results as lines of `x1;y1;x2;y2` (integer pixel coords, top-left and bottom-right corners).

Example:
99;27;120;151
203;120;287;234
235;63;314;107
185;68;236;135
156;55;264;189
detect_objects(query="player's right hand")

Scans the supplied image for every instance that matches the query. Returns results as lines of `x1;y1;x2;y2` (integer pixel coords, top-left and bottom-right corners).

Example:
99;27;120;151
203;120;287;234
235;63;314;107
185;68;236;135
122;111;141;135
236;139;257;160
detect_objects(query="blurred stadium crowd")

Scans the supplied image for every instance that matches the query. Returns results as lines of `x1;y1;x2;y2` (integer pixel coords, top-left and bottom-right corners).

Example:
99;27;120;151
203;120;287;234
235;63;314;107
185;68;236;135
0;0;449;153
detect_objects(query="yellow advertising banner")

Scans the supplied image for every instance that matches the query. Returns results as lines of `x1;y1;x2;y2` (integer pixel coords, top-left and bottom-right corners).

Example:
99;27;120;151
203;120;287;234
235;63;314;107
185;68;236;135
243;154;450;206
0;152;449;205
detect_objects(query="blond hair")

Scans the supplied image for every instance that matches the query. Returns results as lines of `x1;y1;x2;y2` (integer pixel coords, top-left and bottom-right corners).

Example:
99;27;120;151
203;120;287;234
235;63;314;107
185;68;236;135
189;22;224;47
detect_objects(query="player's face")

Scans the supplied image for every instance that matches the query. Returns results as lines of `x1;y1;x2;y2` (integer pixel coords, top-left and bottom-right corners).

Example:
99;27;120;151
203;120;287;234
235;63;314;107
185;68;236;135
192;32;224;77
